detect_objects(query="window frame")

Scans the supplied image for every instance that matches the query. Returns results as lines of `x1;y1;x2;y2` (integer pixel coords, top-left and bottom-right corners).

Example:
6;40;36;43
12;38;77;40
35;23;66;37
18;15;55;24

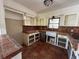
48;18;60;29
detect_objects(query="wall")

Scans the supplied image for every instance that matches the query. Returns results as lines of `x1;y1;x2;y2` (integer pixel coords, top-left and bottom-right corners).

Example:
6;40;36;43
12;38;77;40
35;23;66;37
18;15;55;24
23;26;79;34
4;0;37;17
39;4;79;18
0;0;6;35
38;4;79;27
5;19;23;44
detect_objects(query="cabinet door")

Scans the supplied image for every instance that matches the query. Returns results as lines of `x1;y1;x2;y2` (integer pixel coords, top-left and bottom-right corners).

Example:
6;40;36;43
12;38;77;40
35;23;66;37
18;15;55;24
67;42;72;59
64;14;78;26
40;18;44;26
38;18;48;26
60;15;65;26
37;18;41;26
59;14;79;26
43;18;48;26
58;37;67;48
24;17;31;25
30;18;34;25
33;18;37;26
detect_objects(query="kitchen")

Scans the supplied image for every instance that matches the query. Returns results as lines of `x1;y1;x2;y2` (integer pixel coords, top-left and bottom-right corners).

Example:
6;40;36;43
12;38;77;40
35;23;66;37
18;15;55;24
0;0;79;59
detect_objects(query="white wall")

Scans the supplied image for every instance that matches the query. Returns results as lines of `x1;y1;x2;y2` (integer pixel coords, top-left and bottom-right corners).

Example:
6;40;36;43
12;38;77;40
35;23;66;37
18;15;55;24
4;0;37;17
5;19;23;44
39;4;79;18
0;0;6;35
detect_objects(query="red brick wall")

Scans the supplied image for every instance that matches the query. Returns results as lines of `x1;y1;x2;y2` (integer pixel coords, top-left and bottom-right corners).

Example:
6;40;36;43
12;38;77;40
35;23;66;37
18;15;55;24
23;25;79;34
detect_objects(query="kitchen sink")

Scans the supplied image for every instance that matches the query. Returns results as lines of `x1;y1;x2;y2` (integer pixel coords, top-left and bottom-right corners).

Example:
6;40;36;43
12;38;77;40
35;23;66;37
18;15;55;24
46;31;57;37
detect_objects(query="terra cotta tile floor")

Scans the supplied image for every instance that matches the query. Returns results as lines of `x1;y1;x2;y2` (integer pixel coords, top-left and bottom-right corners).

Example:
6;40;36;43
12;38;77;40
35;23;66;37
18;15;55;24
22;41;68;59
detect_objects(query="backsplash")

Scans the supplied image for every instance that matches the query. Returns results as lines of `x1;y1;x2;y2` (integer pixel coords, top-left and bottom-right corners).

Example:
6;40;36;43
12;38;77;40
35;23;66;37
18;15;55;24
23;25;79;34
59;26;79;33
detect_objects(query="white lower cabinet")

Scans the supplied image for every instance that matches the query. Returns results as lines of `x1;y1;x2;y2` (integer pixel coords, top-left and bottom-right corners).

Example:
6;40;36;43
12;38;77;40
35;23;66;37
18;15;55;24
46;31;57;45
11;52;22;59
24;32;40;46
76;51;79;59
46;32;68;49
57;35;68;49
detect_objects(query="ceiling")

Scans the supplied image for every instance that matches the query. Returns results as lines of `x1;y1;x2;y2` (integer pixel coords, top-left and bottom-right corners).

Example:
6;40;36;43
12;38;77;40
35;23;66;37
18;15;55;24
13;0;79;13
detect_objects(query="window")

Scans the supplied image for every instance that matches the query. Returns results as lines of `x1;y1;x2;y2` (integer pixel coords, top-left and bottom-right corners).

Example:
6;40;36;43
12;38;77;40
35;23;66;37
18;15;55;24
48;18;60;29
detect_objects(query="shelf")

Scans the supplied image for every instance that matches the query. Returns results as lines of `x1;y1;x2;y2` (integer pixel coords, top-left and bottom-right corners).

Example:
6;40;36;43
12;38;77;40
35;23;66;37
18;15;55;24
25;32;40;46
29;38;34;40
29;42;35;46
29;39;34;43
58;41;66;44
48;41;55;45
58;42;66;48
35;37;40;40
58;38;66;43
35;38;40;40
35;36;40;38
29;35;34;39
35;34;39;36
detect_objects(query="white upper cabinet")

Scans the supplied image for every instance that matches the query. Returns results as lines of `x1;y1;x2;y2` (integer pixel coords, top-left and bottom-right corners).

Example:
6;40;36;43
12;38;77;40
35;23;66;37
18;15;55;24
39;18;48;26
24;17;31;25
64;14;78;26
59;15;65;26
24;17;48;26
59;13;79;26
32;18;37;26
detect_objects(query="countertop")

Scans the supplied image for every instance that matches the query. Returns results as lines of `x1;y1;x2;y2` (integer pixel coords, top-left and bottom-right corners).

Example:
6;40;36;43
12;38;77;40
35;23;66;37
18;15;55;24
23;30;39;34
23;30;79;51
58;32;79;51
0;35;22;59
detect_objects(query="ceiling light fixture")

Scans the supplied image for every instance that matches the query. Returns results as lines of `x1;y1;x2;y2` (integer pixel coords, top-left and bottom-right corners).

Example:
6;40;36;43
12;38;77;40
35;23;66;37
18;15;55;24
44;0;53;6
